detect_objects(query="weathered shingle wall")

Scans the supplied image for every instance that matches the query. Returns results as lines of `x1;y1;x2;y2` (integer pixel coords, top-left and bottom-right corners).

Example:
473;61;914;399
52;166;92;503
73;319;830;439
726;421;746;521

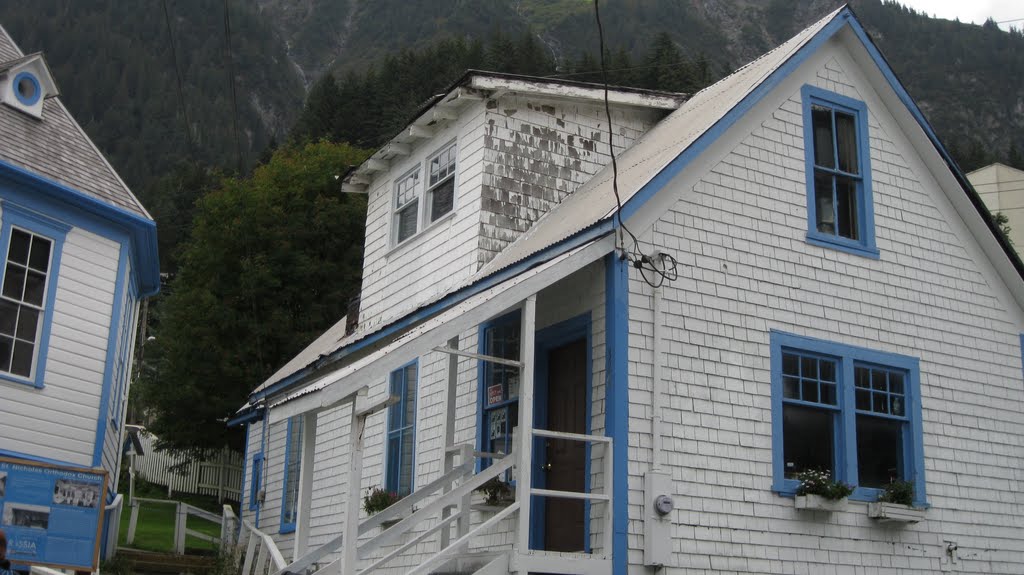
479;96;663;267
623;46;1024;573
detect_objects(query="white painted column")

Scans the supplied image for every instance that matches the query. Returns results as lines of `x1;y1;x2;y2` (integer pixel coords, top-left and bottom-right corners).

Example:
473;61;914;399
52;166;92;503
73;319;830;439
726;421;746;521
514;295;537;567
293;410;318;560
440;336;459;550
342;390;368;575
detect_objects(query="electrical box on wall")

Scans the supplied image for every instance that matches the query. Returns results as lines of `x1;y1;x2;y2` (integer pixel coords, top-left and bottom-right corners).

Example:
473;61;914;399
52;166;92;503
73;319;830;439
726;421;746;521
0;53;58;119
644;471;674;567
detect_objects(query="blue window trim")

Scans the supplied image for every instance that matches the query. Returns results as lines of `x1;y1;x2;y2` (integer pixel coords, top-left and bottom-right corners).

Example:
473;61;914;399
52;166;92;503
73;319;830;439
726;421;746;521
475;311;520;475
280;417;302;534
250;451;264;512
801;85;879;259
12;71;41;106
385;359;419;495
0;200;70;389
770;330;927;507
109;266;138;429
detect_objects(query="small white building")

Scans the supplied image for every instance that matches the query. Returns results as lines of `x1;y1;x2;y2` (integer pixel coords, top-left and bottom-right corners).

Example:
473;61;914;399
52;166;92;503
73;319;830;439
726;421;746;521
0;25;159;559
967;162;1024;249
233;7;1024;574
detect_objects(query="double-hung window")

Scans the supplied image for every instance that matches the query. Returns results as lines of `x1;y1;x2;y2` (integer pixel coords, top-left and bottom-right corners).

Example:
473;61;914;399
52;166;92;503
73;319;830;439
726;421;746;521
771;331;925;506
280;416;303;533
386;361;418;496
478;313;520;474
426;142;456;223
801;85;877;258
0;202;68;388
391;142;458;246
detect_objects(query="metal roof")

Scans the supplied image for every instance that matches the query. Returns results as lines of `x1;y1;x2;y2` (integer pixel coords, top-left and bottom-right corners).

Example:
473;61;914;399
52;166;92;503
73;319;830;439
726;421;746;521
0;25;151;219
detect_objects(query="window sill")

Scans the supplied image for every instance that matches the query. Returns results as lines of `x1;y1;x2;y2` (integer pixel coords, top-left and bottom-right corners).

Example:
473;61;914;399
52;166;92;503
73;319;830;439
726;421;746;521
805;232;880;259
0;372;43;389
280;524;296;534
867;502;926;524
794;494;848;512
386;210;457;259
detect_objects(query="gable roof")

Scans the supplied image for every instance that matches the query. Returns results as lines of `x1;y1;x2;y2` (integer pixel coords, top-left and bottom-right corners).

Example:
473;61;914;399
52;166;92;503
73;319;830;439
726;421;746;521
0;25;151;219
247;4;1024;406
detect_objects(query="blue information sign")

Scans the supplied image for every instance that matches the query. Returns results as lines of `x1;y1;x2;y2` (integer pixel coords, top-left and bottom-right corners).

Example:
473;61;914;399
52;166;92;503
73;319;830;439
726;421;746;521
0;457;107;571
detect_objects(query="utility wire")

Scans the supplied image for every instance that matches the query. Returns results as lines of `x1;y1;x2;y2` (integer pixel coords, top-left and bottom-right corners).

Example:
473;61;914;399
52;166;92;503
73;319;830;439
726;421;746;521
162;0;196;163
995;17;1024;24
223;0;244;174
592;0;678;288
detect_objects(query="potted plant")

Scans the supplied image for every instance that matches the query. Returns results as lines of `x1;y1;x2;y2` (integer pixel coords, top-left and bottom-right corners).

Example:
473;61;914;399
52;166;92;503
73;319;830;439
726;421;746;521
363;487;403;526
793;469;854;511
473;477;514;510
868;480;925;523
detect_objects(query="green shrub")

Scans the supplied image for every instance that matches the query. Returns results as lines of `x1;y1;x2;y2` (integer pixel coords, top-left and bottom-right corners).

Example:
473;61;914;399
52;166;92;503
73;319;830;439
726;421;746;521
878;480;914;506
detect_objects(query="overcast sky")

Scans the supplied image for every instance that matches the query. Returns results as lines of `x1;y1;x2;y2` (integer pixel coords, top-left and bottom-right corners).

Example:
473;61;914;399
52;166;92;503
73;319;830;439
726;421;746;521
895;0;1023;30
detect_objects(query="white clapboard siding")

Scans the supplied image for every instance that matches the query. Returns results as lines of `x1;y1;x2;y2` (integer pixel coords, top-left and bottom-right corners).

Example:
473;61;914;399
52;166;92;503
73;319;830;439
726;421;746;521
132;432;243;502
0;226;119;467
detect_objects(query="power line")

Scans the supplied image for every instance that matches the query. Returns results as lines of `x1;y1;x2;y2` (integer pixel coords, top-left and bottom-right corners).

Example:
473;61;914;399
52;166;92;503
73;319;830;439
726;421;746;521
995;17;1024;24
161;0;196;162
223;0;244;174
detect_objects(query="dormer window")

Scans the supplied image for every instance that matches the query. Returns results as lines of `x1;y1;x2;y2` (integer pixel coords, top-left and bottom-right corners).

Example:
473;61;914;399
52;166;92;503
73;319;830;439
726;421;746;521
390;141;459;247
427;142;457;222
13;71;41;106
1;53;59;119
394;167;421;245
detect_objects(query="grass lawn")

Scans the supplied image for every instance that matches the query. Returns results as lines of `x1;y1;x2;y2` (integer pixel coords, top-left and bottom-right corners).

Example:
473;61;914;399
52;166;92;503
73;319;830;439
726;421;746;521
118;481;234;554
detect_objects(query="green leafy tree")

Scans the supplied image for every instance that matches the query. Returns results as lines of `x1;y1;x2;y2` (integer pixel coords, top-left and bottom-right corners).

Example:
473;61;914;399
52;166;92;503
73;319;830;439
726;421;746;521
138;141;370;452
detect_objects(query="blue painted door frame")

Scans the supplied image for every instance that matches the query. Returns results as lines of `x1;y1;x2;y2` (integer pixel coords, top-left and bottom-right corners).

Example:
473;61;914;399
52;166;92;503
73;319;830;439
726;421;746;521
529;313;592;551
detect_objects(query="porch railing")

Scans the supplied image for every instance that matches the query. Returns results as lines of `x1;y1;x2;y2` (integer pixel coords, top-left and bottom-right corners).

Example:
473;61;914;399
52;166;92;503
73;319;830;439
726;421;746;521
238;516;288;575
125;497;227;554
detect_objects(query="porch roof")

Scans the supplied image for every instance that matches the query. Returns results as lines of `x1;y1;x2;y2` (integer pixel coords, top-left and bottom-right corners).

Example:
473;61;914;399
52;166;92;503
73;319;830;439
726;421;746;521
260;234;615;422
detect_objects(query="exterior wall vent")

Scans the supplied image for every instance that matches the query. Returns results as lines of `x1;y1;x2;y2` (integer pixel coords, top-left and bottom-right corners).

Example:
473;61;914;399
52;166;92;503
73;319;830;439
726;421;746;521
0;53;59;119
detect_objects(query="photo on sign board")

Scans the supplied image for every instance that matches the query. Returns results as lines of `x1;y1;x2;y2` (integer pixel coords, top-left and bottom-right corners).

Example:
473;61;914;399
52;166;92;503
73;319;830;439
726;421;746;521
0;471;6;497
52;480;100;509
2;503;50;530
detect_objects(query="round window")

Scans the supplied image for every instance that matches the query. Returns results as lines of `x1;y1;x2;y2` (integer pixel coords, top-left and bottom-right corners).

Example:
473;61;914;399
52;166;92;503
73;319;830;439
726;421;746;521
12;72;41;106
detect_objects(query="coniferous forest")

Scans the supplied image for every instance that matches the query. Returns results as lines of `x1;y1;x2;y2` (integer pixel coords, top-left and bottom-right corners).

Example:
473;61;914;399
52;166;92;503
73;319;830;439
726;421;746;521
1;0;1022;451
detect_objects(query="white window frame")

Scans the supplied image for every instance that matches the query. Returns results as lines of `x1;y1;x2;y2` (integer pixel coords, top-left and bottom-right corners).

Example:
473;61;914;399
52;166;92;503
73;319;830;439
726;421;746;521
425;141;457;224
389;140;459;248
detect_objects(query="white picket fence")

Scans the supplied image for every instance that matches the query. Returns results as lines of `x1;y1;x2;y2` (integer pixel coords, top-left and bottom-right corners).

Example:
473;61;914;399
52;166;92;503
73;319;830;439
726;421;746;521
132;432;244;503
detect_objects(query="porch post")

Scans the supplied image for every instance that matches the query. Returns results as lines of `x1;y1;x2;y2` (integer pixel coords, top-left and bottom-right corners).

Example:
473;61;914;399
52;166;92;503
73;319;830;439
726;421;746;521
293;411;318;560
440;336;459;550
342;390;368;575
514;294;537;564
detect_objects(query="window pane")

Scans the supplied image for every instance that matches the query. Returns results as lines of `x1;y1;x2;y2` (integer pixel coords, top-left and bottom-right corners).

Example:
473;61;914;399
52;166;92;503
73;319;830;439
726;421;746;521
783;376;799;399
0;335;12;371
15;307;38;341
782;403;834;479
872;392;889;414
820;382;836;405
856;414;903;487
855;366;870;388
8;230;30;265
429;177;455;222
856;389;871;411
28;236;52;273
889;373;904;395
11;340;33;377
396;201;418;243
814;172;835;235
801;379;818;403
24;271;46;307
0;300;16;335
395;172;419;208
871;368;887;390
388;371;404;429
404;364;417;427
800;356;817;379
399;430;414;495
782;353;798;376
3;265;25;300
386;435;401;493
835;176;858;240
811;106;835;169
819;360;836;382
835;112;858;174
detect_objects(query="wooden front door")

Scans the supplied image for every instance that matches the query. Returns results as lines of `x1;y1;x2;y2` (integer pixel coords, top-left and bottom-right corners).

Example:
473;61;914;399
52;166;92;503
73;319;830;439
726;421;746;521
541;337;588;552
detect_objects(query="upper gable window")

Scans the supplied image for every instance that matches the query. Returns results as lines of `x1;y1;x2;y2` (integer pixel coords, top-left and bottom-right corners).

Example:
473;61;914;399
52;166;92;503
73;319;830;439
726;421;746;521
390;141;458;248
0;202;68;388
801;85;878;259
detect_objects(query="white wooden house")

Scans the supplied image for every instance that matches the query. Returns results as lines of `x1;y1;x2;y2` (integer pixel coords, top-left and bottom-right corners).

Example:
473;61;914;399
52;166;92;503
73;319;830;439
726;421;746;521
233;7;1024;574
0;25;159;558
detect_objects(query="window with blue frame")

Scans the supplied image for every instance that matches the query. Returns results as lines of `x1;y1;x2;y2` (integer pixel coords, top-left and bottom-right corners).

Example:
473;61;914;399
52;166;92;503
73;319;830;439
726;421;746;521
0;202;68;387
771;331;926;506
386;361;418;496
250;452;263;511
280;416;303;533
801;85;877;258
479;314;520;471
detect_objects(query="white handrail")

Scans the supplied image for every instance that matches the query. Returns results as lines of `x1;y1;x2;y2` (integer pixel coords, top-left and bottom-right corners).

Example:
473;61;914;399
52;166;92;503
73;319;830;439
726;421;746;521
239;518;287;575
407;502;519;575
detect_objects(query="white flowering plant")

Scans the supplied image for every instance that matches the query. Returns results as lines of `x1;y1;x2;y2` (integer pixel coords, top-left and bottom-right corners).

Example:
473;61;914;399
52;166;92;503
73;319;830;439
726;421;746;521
795;469;854;501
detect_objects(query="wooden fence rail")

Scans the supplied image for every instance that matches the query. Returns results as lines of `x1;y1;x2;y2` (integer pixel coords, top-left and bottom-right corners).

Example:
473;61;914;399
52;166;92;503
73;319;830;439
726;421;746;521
132;432;243;503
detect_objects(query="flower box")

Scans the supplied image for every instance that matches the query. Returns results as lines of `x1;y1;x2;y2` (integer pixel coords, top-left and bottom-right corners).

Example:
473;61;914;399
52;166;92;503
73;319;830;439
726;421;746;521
794;494;849;512
867;502;926;524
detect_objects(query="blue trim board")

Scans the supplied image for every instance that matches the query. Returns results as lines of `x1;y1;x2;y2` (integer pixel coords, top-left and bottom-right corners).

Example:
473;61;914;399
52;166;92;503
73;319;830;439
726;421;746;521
93;246;130;467
528;313;593;552
0;159;160;297
227;406;266;427
250;220;615;404
240;422;250;512
12;71;41;106
0;447;89;469
604;254;629;573
801;85;879;259
0;201;70;390
769;330;927;507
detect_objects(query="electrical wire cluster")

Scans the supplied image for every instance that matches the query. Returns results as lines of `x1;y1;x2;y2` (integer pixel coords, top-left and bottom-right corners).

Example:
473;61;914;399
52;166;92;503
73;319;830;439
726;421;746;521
592;0;680;289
